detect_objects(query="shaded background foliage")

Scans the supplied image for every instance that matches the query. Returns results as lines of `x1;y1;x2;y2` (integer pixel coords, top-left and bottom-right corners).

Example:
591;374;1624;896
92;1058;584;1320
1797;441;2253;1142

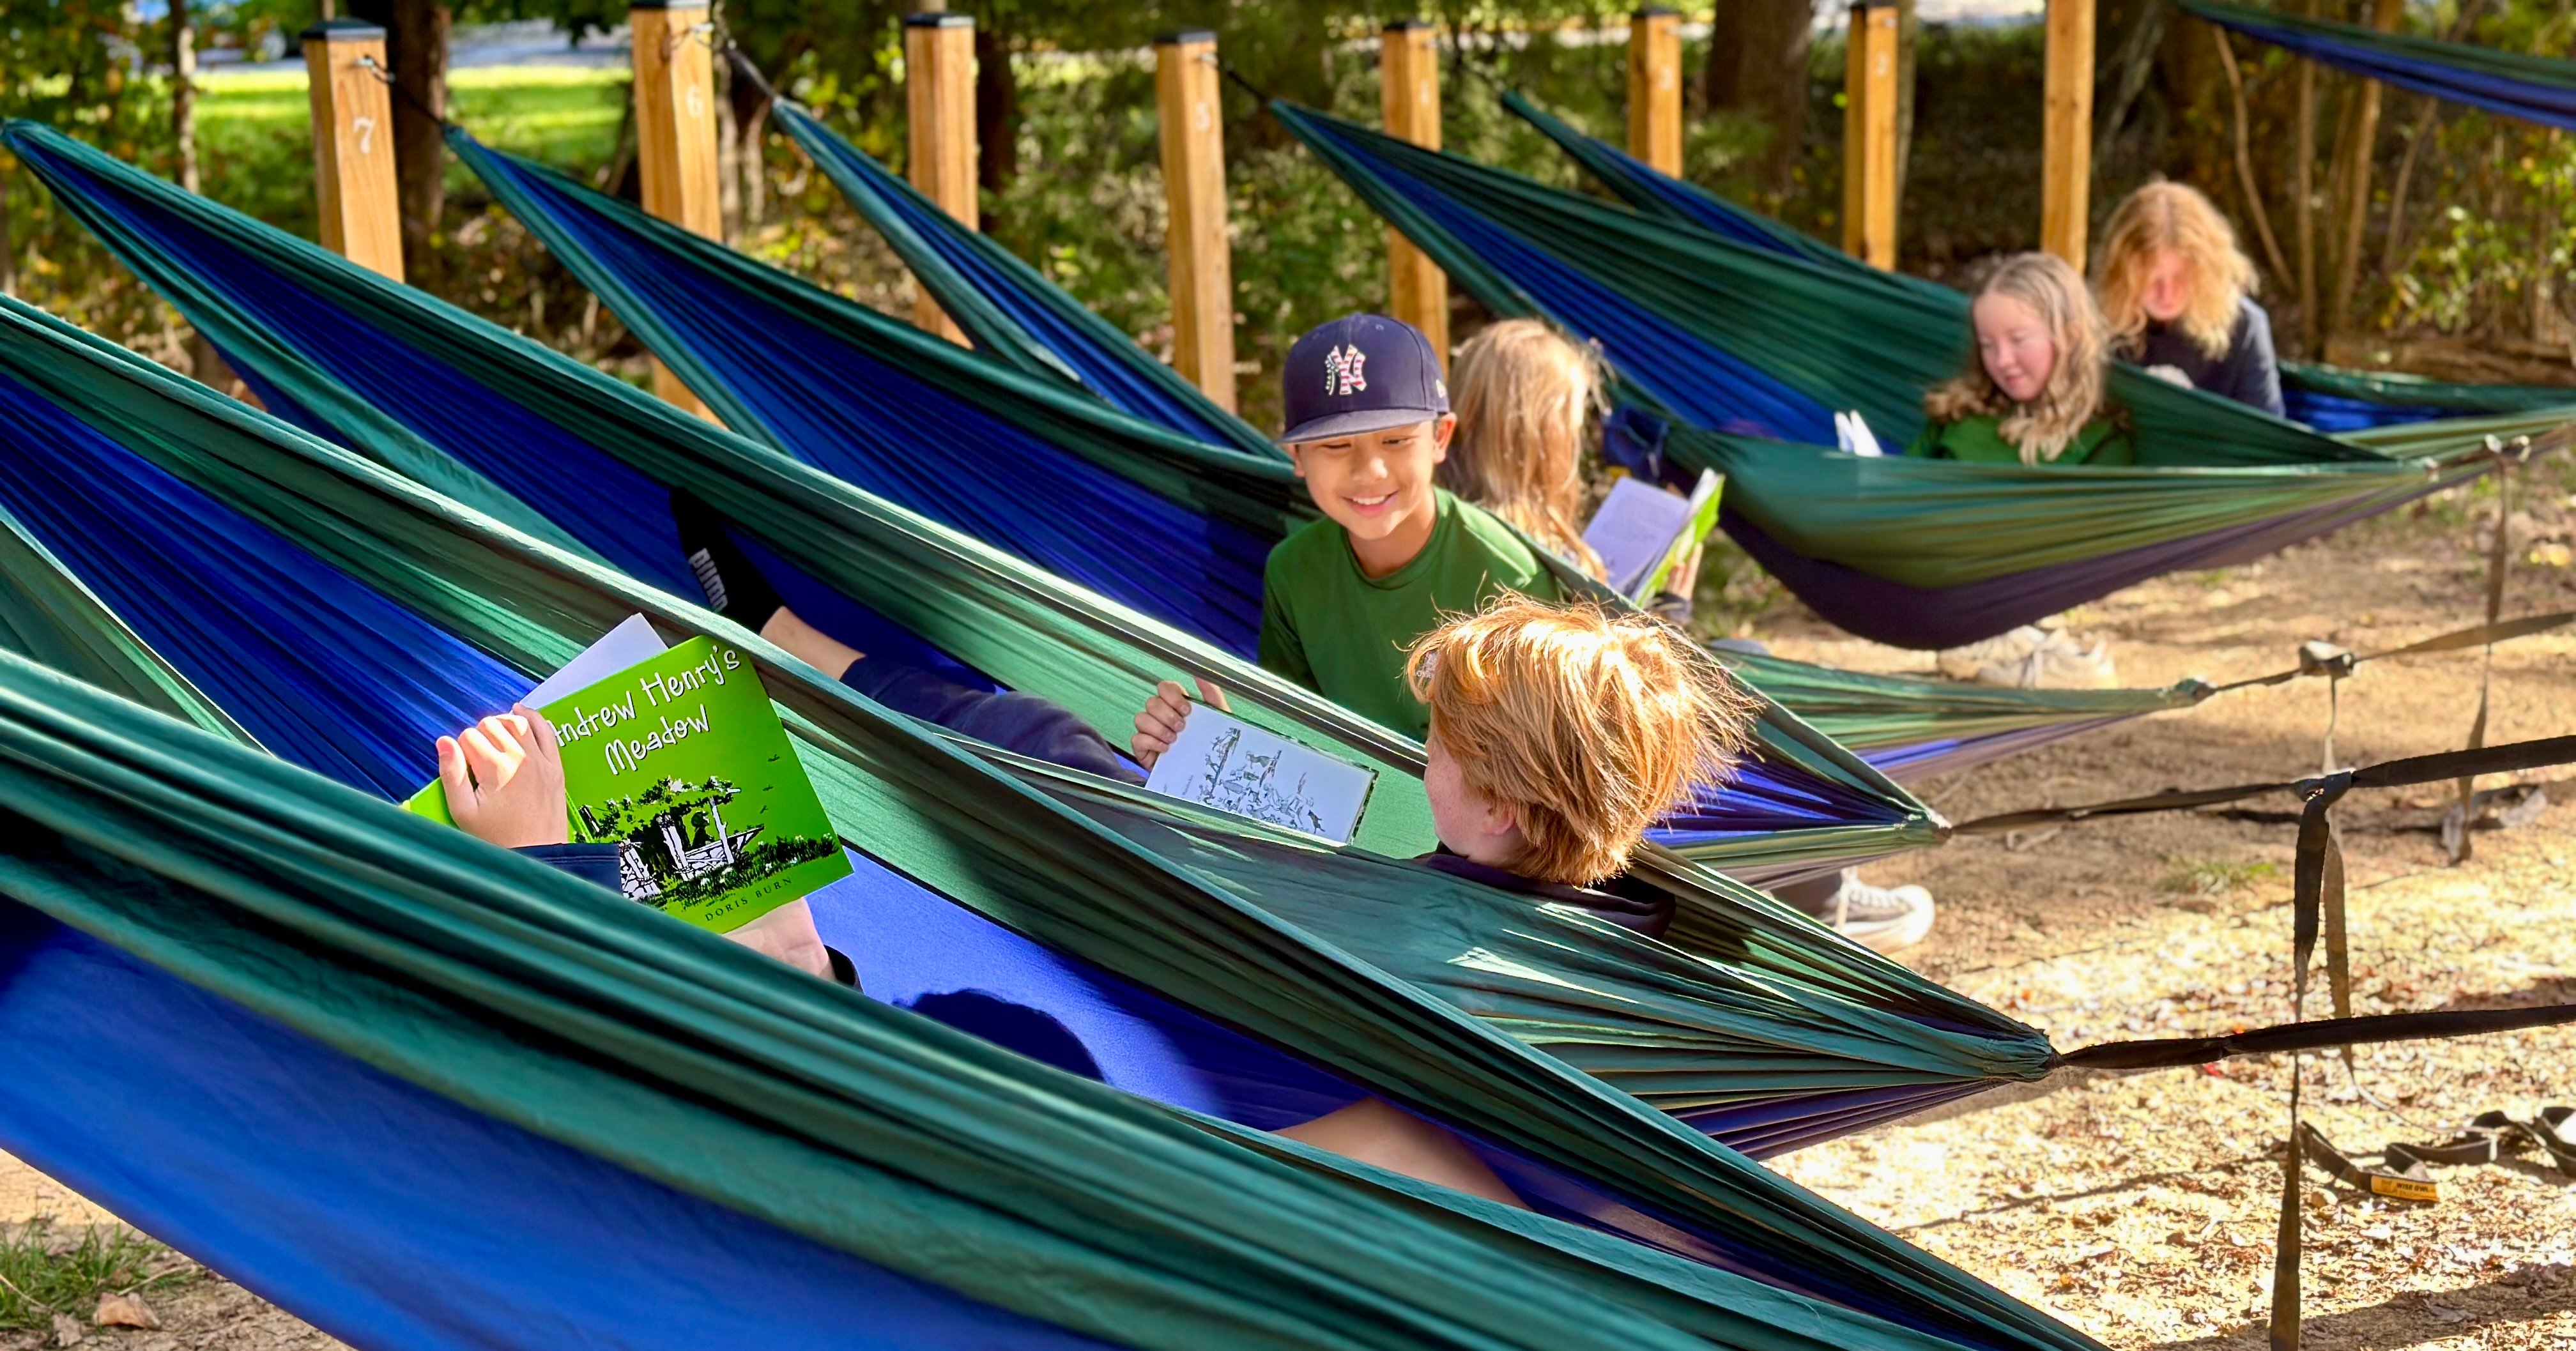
2;0;2571;438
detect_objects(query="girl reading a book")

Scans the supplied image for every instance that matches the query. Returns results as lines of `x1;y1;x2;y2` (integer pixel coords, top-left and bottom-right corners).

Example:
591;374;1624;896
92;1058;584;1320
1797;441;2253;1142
1441;320;1700;622
2094;181;2283;417
1910;252;2135;466
1441;320;1935;951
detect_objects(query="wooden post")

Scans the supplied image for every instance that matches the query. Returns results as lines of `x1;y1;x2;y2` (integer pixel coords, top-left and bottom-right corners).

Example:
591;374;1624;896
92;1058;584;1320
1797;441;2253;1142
905;12;978;345
302;20;403;282
1155;31;1237;412
1380;20;1448;369
1839;0;1899;268
2039;0;2096;268
1627;7;1682;177
629;0;720;417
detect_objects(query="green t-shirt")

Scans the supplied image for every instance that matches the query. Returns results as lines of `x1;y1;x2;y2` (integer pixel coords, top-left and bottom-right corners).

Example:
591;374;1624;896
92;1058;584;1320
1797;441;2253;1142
1258;490;1563;741
1906;412;2136;466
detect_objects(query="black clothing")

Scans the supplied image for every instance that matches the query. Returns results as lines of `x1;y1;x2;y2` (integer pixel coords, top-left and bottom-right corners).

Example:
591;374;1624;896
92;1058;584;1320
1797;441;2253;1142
842;659;1143;786
2129;297;2285;418
1415;849;1673;940
670;488;786;628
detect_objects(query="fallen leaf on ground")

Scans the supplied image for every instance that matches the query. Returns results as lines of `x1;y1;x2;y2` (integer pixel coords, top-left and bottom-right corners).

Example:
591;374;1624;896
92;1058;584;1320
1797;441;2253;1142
94;1290;161;1329
50;1311;83;1347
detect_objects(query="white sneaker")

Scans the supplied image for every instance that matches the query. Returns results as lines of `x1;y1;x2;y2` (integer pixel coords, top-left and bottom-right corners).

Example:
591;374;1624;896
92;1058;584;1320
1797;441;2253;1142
1984;627;2117;688
1935;625;2046;681
1823;876;1936;952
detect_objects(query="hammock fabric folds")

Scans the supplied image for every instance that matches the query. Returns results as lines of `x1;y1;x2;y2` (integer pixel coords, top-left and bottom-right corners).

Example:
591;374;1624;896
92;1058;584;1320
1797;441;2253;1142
774;102;2211;782
1275;101;2524;648
4;116;1944;879
0;648;2037;1351
0;286;2088;1350
1498;91;2576;436
2186;0;2576;132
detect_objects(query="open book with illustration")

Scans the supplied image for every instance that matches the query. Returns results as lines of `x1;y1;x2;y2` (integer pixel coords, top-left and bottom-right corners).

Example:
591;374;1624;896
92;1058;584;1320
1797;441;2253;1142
410;615;853;931
1144;703;1376;845
1580;468;1722;603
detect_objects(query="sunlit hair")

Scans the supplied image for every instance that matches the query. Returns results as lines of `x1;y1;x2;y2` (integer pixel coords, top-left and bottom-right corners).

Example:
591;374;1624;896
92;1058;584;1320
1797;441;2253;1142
1442;319;1607;579
1924;252;2112;465
1404;596;1757;887
2094;181;2255;361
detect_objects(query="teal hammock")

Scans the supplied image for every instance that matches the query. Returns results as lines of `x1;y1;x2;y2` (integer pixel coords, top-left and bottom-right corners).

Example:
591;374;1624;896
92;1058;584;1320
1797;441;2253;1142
0;288;2096;1351
1273;100;2548;648
0;650;2043;1351
2;118;1952;884
766;96;2212;779
1497;89;2576;434
0;125;2099;1153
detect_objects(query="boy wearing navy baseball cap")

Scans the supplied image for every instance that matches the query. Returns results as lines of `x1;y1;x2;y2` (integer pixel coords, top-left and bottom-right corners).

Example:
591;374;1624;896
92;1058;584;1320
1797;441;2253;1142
1132;314;1563;760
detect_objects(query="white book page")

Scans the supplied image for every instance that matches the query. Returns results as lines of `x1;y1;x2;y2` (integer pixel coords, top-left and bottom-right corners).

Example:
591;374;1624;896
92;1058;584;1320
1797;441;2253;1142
1144;705;1376;844
1581;476;1695;598
521;614;667;706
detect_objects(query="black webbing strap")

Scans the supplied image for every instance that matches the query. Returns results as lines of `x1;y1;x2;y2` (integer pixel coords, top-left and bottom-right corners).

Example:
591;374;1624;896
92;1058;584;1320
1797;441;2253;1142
2060;1001;2576;1068
2453;464;2519;864
1952;735;2576;836
2301;1123;2442;1203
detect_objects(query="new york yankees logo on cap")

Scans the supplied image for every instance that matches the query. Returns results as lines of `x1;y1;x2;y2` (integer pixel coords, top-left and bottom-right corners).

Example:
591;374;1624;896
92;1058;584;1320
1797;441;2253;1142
1280;314;1448;445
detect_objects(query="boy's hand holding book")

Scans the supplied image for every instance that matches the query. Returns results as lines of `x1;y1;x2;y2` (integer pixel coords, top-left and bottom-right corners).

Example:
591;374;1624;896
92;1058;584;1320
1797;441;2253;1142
1131;676;1229;771
436;705;569;850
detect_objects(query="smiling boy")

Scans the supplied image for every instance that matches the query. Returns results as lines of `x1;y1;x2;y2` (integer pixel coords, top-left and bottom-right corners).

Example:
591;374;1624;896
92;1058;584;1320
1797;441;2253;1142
1134;314;1561;757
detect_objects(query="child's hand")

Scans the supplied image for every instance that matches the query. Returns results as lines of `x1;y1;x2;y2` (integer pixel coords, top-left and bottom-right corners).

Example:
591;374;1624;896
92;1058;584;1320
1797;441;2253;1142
437;705;571;849
1661;539;1705;608
1131;677;1228;770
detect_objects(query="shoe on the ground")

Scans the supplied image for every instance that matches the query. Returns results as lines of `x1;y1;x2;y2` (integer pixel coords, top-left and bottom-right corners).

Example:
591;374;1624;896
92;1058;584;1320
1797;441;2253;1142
1935;625;2046;681
1822;875;1936;952
1938;625;2117;689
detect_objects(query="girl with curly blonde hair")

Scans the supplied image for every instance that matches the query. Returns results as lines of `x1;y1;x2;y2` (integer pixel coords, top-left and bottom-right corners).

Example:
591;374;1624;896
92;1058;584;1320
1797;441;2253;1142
2092;181;2283;416
1913;252;2134;467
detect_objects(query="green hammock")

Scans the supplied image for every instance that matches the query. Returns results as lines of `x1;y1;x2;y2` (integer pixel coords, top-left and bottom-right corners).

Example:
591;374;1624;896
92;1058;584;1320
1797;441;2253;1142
0;642;2039;1351
1275;101;2547;649
0;287;2104;1339
4;118;1947;883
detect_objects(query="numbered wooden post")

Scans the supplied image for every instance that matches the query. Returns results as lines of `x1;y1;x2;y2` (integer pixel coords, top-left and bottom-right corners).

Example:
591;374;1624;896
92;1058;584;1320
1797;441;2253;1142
905;12;978;345
1155;30;1237;412
629;0;721;417
302;19;403;282
1627;7;1682;178
2040;0;2096;268
1840;0;1899;269
1380;20;1448;369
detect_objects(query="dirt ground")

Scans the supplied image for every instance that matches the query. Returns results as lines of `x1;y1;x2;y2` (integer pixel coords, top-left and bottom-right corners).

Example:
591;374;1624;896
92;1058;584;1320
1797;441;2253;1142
1;484;2569;1350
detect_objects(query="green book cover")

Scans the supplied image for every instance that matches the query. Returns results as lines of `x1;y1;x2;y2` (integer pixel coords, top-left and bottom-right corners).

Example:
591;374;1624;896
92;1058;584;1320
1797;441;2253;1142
410;634;853;932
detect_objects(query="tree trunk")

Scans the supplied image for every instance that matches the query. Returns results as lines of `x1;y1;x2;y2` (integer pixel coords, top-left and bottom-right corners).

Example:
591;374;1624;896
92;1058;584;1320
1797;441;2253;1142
714;62;740;244
171;0;198;193
2093;0;2170;163
1896;0;1918;201
2290;0;2319;358
355;0;448;276
730;68;772;232
974;19;1018;222
1705;0;1814;197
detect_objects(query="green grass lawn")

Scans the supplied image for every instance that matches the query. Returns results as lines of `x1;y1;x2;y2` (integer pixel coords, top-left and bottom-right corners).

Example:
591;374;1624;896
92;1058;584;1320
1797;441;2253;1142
195;66;627;229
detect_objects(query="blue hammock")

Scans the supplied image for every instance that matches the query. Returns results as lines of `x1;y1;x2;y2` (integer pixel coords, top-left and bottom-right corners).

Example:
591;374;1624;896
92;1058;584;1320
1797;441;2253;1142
0;291;2092;1351
767;102;1276;457
2;118;1939;882
1498;91;2576;435
2186;0;2576;132
1273;101;2526;649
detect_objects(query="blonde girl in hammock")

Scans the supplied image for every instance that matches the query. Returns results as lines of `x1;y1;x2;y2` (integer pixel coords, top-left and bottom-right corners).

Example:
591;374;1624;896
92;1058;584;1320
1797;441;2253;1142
2094;180;2285;417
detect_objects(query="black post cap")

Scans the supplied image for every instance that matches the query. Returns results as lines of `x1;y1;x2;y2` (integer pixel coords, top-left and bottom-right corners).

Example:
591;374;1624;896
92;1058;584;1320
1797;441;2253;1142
1155;28;1218;46
902;12;976;27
